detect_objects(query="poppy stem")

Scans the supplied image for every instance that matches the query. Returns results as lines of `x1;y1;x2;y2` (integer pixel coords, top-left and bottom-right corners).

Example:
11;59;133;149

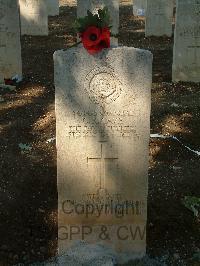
63;41;82;51
111;33;119;38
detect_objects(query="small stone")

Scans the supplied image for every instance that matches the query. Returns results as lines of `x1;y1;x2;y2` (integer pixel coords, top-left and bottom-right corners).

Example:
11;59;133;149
149;222;154;227
173;166;182;171
173;253;180;260
171;103;179;107
38;208;45;213
31;249;35;254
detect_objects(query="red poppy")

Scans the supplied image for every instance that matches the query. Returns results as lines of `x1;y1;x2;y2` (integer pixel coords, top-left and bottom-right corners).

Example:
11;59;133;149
4;78;13;85
80;26;110;55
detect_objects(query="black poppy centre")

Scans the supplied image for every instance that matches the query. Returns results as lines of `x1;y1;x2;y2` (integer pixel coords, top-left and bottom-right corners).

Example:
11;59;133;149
90;33;98;41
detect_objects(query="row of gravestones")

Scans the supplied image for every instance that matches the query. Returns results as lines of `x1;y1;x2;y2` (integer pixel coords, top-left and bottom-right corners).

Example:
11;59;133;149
135;0;199;82
0;0;199;83
133;0;176;21
77;0;200;82
0;0;59;82
55;0;199;264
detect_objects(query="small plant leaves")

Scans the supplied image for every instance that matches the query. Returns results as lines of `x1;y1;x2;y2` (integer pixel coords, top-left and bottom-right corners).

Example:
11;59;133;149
74;7;112;33
182;196;200;217
18;143;32;152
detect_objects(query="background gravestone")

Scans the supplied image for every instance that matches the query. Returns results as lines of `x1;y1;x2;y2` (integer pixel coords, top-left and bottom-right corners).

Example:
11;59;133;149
0;0;22;79
55;46;152;263
19;0;48;36
172;0;200;82
77;0;119;45
133;0;147;16
46;0;59;16
145;0;174;37
0;72;4;83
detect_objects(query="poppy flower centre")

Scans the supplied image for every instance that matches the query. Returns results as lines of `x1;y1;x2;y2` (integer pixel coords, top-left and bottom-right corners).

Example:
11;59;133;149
90;33;98;41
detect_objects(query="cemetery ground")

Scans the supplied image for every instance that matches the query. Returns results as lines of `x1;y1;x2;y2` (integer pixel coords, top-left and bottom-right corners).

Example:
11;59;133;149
0;4;200;266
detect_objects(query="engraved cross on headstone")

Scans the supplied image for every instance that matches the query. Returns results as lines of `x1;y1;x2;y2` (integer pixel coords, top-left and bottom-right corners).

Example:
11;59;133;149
87;142;118;192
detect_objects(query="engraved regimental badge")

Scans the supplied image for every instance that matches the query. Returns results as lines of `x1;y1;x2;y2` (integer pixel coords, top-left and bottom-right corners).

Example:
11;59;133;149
84;66;123;105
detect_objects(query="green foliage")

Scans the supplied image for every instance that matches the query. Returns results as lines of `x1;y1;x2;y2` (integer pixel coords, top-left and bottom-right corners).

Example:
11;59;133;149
18;143;32;152
182;196;200;217
74;7;112;33
183;196;200;264
192;252;200;262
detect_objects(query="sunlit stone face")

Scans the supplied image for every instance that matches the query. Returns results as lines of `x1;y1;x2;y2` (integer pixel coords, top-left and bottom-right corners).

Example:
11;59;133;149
91;73;116;97
145;0;174;37
54;47;152;263
19;0;48;36
172;0;200;82
85;67;123;105
0;0;22;78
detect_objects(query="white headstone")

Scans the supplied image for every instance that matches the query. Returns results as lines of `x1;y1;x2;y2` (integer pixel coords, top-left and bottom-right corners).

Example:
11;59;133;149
46;0;59;16
145;0;174;37
172;0;200;82
55;46;152;263
0;0;22;79
133;0;146;16
19;0;48;36
77;0;119;45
